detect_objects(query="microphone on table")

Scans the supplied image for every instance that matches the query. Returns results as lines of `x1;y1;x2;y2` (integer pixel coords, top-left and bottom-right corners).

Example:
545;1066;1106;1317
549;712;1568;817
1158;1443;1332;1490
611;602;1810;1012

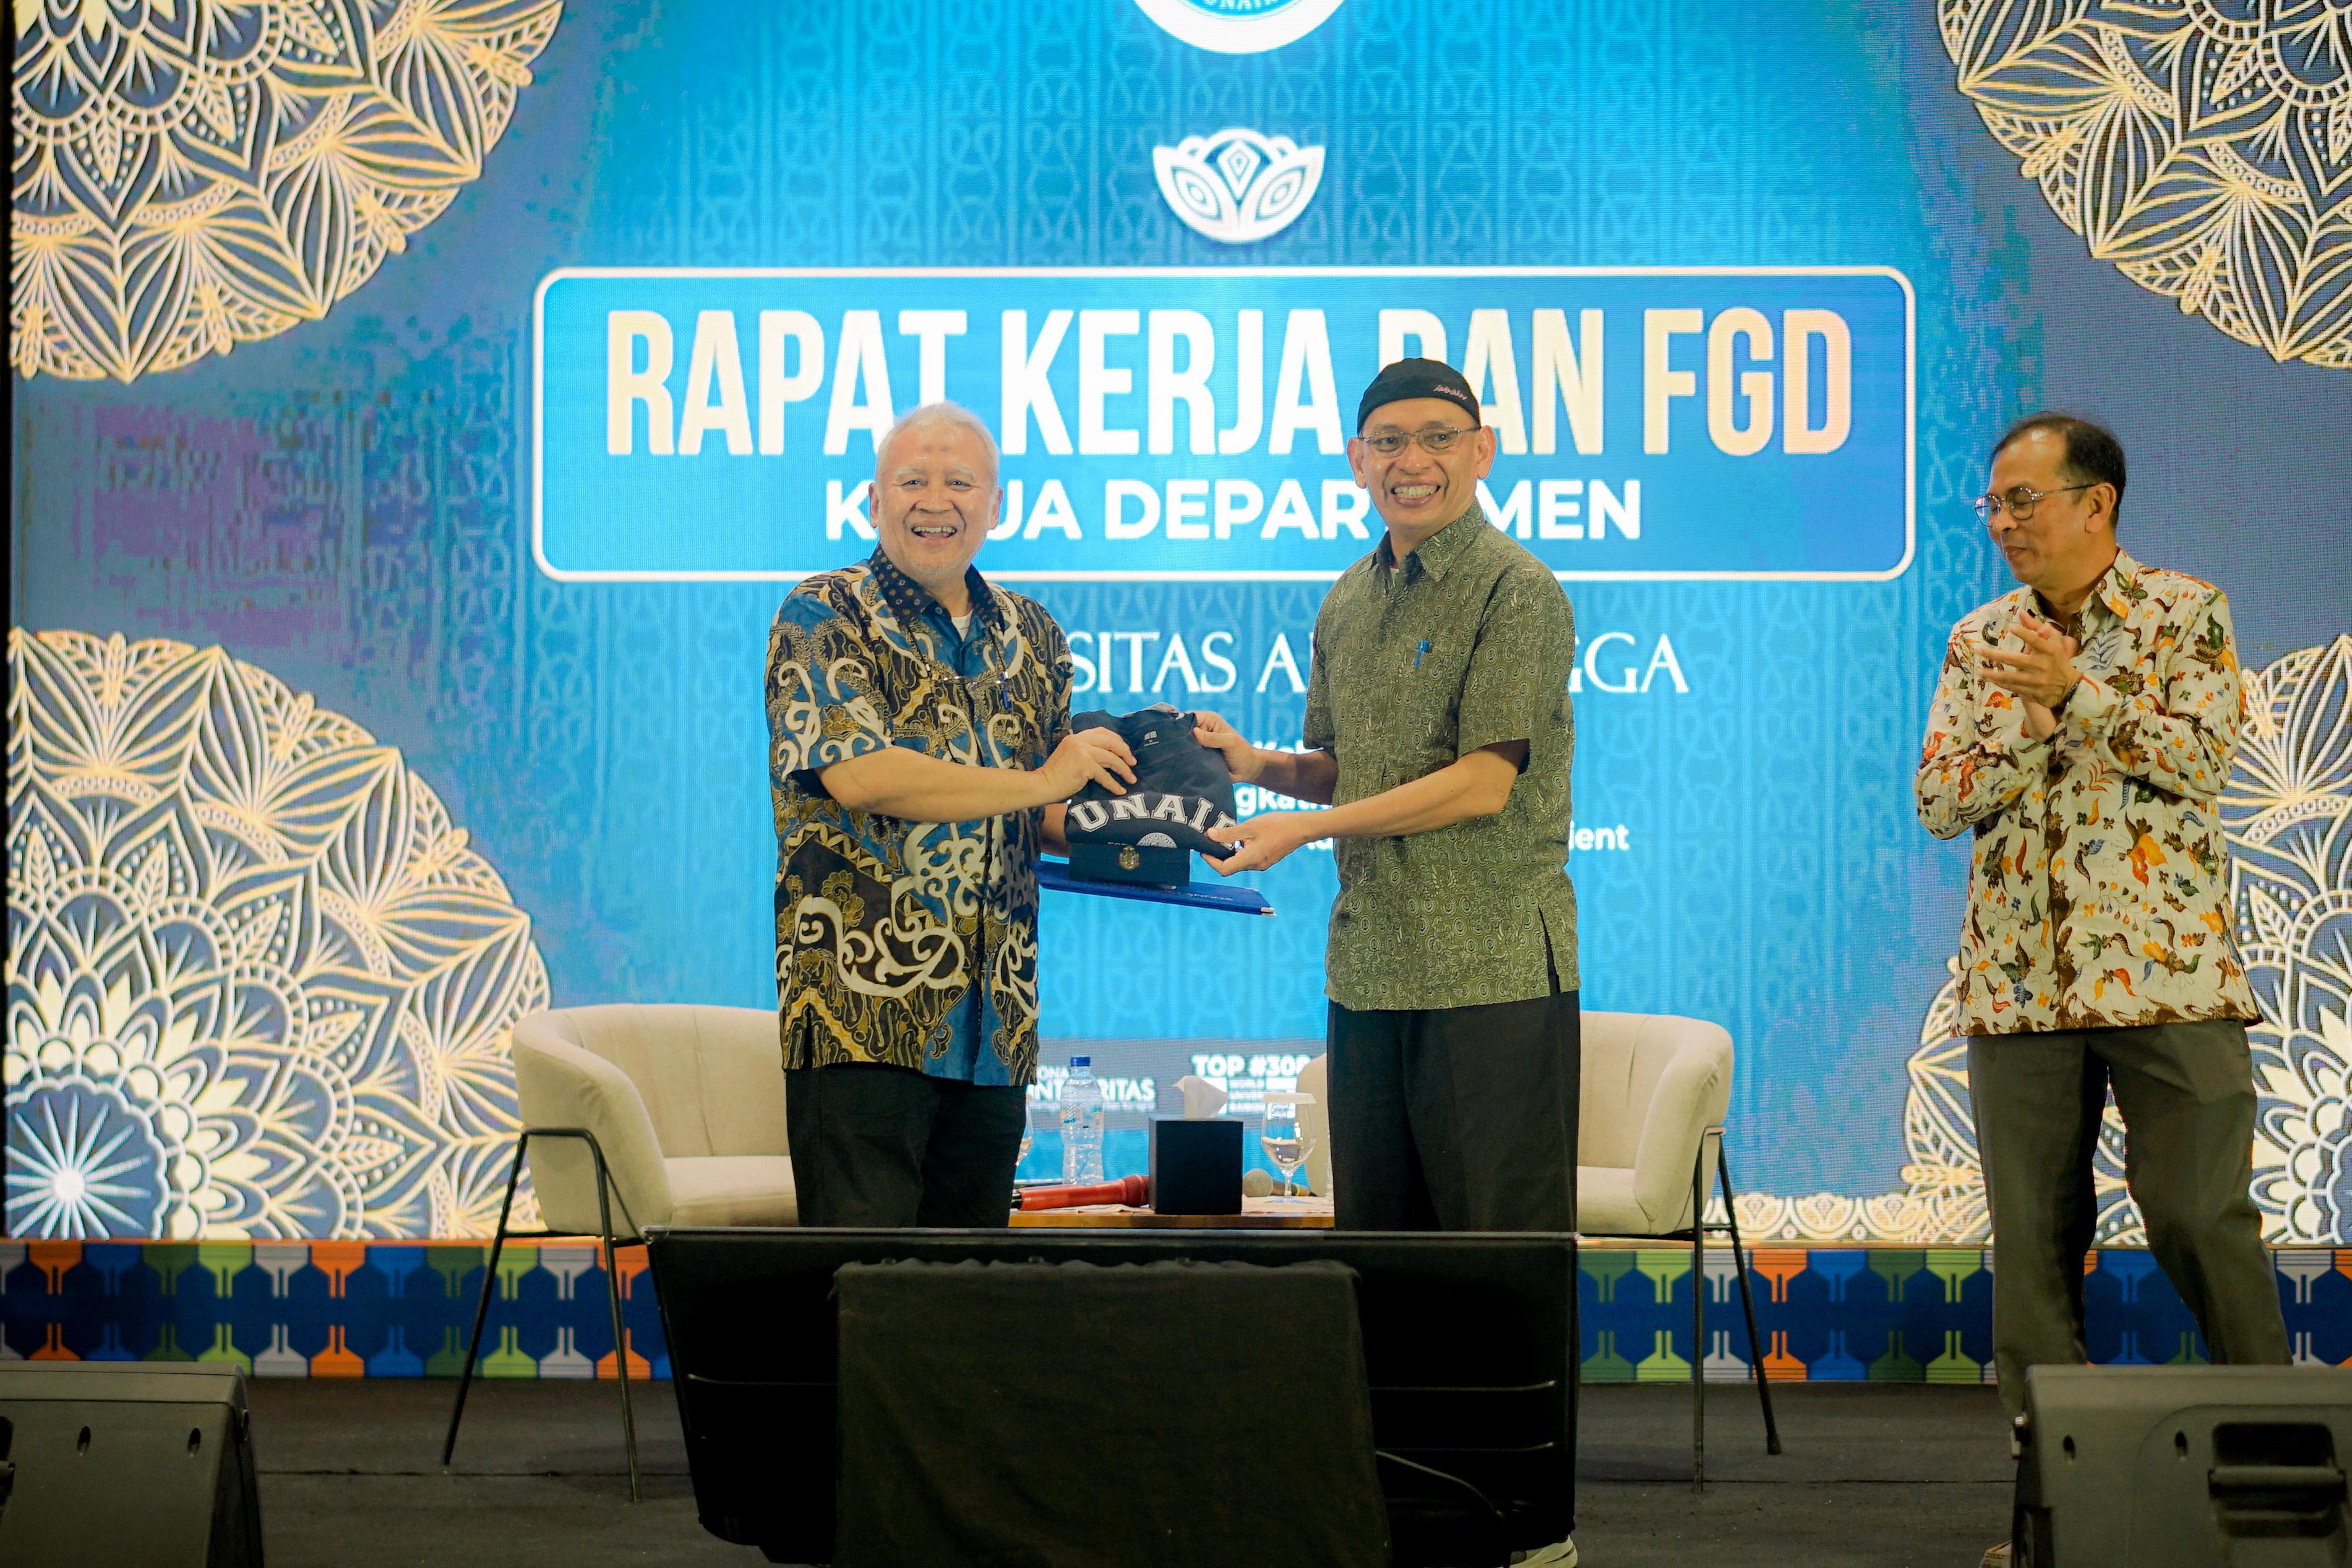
1015;1174;1151;1210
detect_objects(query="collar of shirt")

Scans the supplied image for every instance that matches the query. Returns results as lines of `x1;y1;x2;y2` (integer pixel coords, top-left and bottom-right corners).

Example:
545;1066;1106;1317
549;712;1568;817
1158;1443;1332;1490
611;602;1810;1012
1373;502;1490;588
866;548;1003;643
2032;549;2142;640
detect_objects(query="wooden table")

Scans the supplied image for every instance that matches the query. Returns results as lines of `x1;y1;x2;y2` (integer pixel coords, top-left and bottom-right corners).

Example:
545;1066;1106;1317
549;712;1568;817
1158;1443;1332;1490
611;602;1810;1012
1009;1194;1334;1229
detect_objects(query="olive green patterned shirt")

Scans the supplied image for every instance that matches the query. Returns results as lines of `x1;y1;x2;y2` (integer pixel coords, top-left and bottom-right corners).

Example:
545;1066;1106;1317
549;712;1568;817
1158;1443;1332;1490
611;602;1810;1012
1303;504;1580;1011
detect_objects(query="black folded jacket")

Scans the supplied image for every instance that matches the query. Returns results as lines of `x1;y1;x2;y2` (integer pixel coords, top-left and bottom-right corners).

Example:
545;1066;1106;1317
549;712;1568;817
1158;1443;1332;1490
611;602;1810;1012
1065;703;1238;859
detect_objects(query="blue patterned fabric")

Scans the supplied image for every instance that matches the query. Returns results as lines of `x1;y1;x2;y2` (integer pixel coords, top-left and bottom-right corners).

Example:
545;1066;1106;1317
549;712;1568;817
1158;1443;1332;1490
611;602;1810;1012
901;586;1006;1085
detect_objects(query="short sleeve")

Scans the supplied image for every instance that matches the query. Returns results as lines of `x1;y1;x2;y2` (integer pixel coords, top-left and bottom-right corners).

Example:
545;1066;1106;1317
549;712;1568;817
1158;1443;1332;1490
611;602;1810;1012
1456;566;1576;760
1302;618;1335;755
1030;608;1075;753
765;587;893;788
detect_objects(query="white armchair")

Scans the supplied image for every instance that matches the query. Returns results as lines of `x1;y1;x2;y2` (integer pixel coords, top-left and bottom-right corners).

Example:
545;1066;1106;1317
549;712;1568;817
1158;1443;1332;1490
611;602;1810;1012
1296;1054;1333;1199
512;1003;797;1234
1577;1011;1730;1235
444;1003;796;1501
1576;1010;1779;1486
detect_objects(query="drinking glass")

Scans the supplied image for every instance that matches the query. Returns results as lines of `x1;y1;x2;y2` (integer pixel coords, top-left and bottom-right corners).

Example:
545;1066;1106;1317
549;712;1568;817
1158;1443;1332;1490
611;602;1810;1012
1260;1093;1315;1197
1018;1095;1047;1178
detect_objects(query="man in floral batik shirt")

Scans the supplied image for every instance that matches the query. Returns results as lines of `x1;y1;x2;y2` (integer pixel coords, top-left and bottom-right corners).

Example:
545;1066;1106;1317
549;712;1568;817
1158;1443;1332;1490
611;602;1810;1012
1917;413;2287;1566
765;403;1135;1227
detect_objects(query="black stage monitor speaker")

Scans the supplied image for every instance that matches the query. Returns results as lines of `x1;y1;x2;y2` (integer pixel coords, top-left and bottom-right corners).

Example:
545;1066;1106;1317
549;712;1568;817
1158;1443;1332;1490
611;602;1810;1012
0;1361;263;1567
645;1227;1577;1568
2014;1365;2352;1567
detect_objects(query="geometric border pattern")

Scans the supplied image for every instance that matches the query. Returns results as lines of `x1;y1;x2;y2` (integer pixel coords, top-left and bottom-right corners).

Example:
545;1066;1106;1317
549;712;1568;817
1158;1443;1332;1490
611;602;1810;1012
7;1239;2350;1384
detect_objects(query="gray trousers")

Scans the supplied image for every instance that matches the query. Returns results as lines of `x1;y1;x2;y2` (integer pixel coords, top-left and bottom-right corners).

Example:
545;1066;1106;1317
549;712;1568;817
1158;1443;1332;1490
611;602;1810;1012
1967;1017;2288;1415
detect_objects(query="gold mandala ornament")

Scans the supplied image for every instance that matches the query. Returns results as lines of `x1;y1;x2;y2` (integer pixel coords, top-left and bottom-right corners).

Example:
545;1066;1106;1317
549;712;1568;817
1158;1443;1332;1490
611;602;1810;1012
2224;635;2352;1241
11;0;562;383
1942;0;2352;369
5;630;551;1238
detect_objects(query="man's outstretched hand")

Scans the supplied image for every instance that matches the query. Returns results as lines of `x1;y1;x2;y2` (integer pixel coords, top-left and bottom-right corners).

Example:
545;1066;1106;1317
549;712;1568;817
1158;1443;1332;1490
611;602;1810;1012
1036;726;1137;800
1190;709;1263;783
1208;810;1316;875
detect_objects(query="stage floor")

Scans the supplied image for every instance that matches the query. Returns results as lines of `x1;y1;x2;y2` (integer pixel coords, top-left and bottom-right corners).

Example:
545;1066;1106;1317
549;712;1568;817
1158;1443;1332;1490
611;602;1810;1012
248;1377;2013;1566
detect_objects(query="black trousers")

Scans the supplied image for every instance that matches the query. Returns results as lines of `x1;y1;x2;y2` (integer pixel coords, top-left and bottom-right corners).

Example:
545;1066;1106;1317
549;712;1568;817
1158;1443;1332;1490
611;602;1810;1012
785;1063;1026;1227
1328;987;1581;1232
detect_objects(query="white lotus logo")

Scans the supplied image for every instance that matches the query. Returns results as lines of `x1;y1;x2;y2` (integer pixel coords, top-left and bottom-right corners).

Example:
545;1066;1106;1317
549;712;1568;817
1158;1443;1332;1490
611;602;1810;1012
1152;128;1326;245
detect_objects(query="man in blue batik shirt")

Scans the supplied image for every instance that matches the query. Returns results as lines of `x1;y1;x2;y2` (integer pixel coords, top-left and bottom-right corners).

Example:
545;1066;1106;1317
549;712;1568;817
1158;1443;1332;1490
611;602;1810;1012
763;403;1134;1225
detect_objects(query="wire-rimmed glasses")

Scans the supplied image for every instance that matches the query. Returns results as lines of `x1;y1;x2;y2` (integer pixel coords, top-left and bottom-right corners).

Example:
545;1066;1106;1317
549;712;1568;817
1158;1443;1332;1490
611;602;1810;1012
1971;482;2093;523
1359;426;1477;458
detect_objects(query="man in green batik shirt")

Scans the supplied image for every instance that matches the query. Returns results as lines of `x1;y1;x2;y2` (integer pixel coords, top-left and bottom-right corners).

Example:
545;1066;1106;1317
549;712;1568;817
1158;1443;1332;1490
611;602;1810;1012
1195;357;1582;1567
1194;358;1582;1239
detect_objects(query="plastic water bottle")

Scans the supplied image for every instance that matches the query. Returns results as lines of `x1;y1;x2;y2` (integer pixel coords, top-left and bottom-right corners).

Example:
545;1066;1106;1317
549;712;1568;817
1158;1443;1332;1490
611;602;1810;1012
1059;1056;1105;1184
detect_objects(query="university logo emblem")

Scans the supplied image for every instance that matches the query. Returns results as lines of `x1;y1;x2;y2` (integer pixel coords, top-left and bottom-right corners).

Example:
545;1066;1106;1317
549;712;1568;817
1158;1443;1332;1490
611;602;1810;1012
1131;0;1346;54
1152;128;1326;245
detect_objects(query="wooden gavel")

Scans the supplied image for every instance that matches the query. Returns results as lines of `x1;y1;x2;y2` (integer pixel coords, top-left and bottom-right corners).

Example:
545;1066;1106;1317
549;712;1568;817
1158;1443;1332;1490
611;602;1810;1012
1015;1174;1151;1210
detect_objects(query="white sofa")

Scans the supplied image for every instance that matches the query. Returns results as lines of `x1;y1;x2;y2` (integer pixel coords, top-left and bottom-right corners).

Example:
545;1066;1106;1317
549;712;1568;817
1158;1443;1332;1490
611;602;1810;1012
511;1003;798;1235
1574;1010;1733;1236
1296;1053;1333;1197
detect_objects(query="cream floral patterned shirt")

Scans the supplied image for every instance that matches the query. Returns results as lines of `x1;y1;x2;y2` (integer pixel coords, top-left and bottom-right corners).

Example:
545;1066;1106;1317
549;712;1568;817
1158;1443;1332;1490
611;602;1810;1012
1916;550;2258;1036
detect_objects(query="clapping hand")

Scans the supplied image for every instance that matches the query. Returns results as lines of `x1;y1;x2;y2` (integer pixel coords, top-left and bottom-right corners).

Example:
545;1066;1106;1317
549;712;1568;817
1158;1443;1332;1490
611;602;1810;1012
1979;610;2079;739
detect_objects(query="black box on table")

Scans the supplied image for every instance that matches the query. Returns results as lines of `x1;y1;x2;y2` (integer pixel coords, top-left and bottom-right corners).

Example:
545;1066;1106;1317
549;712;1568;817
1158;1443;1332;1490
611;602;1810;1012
1148;1116;1243;1215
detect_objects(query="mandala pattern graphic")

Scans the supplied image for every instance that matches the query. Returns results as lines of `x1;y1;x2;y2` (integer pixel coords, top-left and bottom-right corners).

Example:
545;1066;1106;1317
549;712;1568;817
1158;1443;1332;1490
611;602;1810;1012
2226;635;2352;1240
1766;638;2352;1246
11;0;562;382
5;630;549;1238
1940;0;2352;368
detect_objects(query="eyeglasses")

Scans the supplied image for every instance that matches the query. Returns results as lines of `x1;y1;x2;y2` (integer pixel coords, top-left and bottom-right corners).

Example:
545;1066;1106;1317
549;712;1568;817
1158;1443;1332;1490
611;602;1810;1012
1972;482;2093;523
1359;426;1477;457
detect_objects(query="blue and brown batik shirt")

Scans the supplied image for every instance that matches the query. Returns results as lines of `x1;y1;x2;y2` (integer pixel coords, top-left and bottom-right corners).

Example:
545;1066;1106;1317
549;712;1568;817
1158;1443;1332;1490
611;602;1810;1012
765;550;1073;1086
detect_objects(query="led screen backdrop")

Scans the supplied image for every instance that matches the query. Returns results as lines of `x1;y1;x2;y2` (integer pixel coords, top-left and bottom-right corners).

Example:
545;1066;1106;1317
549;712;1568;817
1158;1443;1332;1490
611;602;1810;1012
9;0;2351;1245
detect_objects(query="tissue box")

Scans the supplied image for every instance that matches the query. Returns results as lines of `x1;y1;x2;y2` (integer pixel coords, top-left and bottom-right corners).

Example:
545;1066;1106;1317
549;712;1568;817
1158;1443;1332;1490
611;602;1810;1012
1068;841;1191;888
1148;1116;1243;1215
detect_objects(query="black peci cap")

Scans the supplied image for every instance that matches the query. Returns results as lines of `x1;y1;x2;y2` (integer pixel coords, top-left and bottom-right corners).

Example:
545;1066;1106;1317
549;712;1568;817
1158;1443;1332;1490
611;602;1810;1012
1356;357;1480;432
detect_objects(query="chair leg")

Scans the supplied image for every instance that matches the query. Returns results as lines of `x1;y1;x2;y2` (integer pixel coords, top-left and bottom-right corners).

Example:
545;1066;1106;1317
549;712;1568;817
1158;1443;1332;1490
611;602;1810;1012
586;1142;642;1504
442;1130;527;1467
1718;1142;1782;1457
1691;1142;1706;1493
